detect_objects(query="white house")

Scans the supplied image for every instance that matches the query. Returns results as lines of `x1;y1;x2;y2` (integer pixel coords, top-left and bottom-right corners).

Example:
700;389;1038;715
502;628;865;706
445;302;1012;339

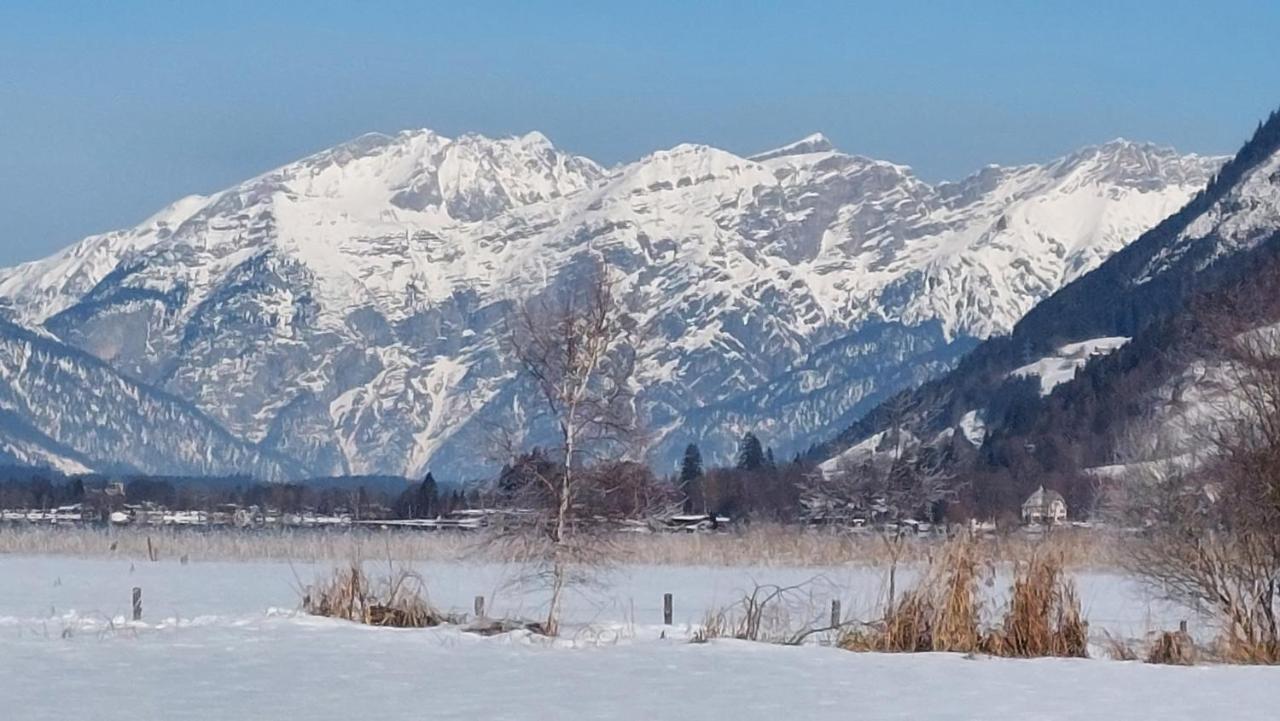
1021;486;1067;525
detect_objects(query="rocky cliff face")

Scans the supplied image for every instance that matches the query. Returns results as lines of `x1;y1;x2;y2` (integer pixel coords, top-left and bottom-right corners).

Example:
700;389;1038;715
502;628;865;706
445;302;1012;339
0;128;1222;479
814;111;1280;493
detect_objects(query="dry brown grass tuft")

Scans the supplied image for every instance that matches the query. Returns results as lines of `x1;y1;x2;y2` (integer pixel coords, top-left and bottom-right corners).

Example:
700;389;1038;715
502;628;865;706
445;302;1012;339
1102;632;1140;661
931;538;983;653
691;608;729;644
1212;634;1280;665
841;539;1088;658
1147;628;1196;665
302;564;459;628
839;536;983;653
881;591;936;652
981;554;1088;658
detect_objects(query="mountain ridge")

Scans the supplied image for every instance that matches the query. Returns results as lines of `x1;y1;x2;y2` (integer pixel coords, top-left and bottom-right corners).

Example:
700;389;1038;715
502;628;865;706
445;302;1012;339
0;128;1225;480
811;109;1280;514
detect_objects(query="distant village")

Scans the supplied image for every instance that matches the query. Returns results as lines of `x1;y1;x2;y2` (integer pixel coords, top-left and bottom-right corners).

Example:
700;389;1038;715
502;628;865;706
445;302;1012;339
0;475;1077;535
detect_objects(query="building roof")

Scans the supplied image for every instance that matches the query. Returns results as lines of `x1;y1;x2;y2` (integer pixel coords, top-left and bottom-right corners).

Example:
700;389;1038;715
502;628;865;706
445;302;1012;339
1022;486;1066;509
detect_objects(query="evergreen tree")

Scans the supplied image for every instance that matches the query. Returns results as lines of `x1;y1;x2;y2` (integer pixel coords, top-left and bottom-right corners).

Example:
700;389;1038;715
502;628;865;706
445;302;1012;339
416;472;440;518
737;432;766;471
679;444;703;484
765;447;776;469
679;443;704;514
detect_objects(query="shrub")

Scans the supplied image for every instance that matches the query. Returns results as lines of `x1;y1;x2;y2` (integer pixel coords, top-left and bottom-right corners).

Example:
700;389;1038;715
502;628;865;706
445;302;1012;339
302;564;459;628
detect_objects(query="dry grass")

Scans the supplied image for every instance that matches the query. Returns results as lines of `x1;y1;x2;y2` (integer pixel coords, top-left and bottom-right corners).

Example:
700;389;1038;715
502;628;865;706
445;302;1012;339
0;524;1117;568
691;608;729;644
839;537;983;653
1102;632;1141;661
1103;626;1197;664
692;581;835;644
930;539;984;653
840;539;1087;658
1212;633;1280;665
0;526;476;563
301;564;461;628
1147;628;1197;665
980;554;1088;658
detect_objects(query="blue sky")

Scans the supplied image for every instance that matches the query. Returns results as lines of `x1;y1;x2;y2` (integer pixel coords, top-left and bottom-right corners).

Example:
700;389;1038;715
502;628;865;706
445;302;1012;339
2;0;1278;266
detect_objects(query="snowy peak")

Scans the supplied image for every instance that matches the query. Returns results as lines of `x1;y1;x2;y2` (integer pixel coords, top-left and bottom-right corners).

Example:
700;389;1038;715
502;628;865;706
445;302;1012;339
0;192;210;323
749;132;837;161
941;140;1223;211
1051;138;1221;190
268;128;605;221
606;143;776;199
0;125;1227;480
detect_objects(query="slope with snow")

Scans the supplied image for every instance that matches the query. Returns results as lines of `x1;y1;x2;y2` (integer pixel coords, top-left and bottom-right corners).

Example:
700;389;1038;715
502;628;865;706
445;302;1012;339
815;110;1280;489
0;129;1222;478
1011;336;1131;396
0;318;302;479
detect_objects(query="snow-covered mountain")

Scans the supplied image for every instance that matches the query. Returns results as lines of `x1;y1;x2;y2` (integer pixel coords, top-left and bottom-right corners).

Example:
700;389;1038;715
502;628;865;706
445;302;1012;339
0;128;1223;479
812;109;1280;509
0;317;302;478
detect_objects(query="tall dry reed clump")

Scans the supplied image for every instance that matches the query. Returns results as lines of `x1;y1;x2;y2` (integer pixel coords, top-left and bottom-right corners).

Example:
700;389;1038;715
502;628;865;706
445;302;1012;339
302;564;459;628
981;554;1088;658
841;538;1087;658
841;537;983;653
1147;627;1196;665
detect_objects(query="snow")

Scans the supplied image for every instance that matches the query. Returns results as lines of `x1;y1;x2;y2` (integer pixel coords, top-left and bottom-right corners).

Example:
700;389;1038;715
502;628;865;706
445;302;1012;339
0;128;1226;478
1111;325;1280;475
817;429;891;474
0;555;1275;720
1012;336;1131;396
958;409;986;446
748;132;837;161
1140;147;1280;284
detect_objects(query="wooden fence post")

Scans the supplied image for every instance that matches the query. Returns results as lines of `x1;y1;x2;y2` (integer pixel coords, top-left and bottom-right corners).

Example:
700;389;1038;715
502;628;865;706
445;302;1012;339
132;587;142;621
474;595;485;619
663;593;673;625
831;599;841;629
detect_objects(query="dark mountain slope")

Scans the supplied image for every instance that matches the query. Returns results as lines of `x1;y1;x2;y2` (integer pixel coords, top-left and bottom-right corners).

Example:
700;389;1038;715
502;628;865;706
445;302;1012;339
0;317;309;479
812;109;1280;516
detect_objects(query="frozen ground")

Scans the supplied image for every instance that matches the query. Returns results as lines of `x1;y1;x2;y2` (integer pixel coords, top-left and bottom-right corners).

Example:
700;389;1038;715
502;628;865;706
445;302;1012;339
1;556;1276;720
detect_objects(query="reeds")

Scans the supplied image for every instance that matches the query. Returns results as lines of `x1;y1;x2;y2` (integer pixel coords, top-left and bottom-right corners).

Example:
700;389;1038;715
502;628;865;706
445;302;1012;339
930;538;983;653
840;539;1087;658
1147;628;1196;665
839;536;982;653
980;554;1088;658
302;564;459;628
0;523;1116;568
1213;633;1280;665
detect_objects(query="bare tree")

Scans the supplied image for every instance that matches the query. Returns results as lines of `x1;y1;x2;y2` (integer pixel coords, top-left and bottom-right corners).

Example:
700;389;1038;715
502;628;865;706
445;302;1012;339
1114;299;1280;661
494;261;675;635
803;396;955;525
802;396;956;609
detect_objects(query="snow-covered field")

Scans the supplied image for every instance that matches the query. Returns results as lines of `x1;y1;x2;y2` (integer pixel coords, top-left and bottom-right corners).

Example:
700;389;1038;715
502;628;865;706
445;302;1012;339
1;556;1277;720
